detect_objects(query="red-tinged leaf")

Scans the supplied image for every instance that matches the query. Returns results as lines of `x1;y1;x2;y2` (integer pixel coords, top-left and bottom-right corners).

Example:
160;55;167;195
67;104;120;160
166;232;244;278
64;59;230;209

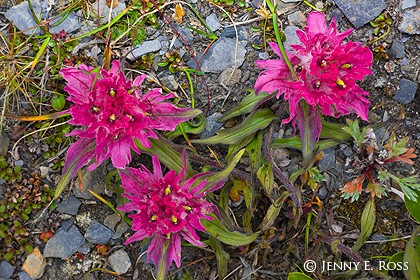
342;176;364;194
297;101;322;161
54;138;96;200
386;148;417;165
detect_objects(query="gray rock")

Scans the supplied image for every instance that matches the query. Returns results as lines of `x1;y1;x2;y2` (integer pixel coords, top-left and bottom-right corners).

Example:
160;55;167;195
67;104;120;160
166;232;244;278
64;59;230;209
49;12;80;34
287;11;306;27
5;0;42;36
220;26;249;41
104;214;129;239
389;39;406;59
331;8;345;23
108;250;131;275
0;260;14;279
91;0;126;23
126;38;161;60
158;73;179;90
318;148;336;172
43;224;86;258
218;68;242;86
173;25;194;48
393;78;418;104
57;196;81;215
84;221;114;245
195;38;247;73
200;113;224;139
14;160;24;167
399;8;420;34
342;145;353;157
77;243;90;254
0;132;10;157
317;186;328;200
18;272;32;280
334;0;388;28
401;0;416;10
284;26;301;51
73;164;107;199
206;13;222;32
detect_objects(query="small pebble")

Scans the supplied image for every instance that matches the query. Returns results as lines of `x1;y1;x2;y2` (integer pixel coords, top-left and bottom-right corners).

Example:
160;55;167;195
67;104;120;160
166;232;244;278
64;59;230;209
22;247;46;279
0;260;14;279
108;250;131;275
84;221;114;245
393;78;417;104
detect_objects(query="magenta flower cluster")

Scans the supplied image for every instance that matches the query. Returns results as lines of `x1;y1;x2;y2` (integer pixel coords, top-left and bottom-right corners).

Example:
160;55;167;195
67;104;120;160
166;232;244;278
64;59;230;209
118;155;214;272
255;12;373;137
60;60;211;278
61;60;198;170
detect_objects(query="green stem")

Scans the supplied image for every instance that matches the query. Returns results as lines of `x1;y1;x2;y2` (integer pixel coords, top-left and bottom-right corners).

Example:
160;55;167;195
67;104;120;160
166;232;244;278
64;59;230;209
300;100;314;163
265;0;298;80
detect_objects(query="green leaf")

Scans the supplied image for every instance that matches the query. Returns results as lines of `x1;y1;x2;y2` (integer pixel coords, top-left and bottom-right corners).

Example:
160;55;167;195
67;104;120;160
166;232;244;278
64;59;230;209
136;137;194;177
288;272;314;280
320;120;351;141
208;236;229;279
405;189;420;223
226;133;255;162
218;90;271;122
404;227;420;280
165;115;206;140
192;109;276;145
387;251;405;271
342;119;365;147
257;163;274;196
201;214;260;246
51;95;66;111
272;136;342;151
353;197;376;251
259;191;289;231
246;131;263;173
197;149;245;194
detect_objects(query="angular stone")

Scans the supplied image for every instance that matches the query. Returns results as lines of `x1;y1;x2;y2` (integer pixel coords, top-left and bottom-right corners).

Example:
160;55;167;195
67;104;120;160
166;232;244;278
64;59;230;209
22;247;46;279
126;38;161;60
318;148;336;172
399;8;420;34
57;196;81;216
206;13;222;32
200;113;224;139
173;25;194;48
18;271;32;280
218;68;242;86
5;0;42;36
43;224;85;258
196;38;247;73
401;0;416;10
389;39;406;59
287;11;306;27
92;0;126;23
103;214;129;239
284;26;301;51
73;164;107;199
220;26;249;41
0;260;14;279
108;250;131;275
84;221;114;245
334;0;388;28
393;78;417;104
49;12;81;34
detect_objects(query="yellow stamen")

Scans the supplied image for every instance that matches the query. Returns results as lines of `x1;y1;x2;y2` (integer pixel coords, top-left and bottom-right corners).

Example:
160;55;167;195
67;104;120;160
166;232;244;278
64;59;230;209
109;114;116;121
183;206;192;211
320;60;327;67
166;233;171;239
109;88;116;97
144;112;151;117
336;78;346;88
341;63;352;69
114;134;119;140
92;106;100;112
126;114;133;121
151;214;157;221
165;186;172;195
128;89;134;95
171;216;178;223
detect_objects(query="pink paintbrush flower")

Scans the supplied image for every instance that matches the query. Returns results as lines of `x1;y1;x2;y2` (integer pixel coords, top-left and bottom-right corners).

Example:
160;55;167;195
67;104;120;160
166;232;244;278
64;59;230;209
60;61;200;170
118;154;218;279
255;12;372;139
